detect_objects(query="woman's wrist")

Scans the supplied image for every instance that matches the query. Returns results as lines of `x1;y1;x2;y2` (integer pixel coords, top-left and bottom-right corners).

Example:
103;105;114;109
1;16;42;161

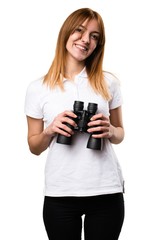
109;125;115;139
109;125;124;144
43;127;55;138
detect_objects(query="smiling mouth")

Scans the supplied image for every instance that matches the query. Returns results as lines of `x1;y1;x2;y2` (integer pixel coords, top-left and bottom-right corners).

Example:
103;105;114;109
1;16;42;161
75;44;88;52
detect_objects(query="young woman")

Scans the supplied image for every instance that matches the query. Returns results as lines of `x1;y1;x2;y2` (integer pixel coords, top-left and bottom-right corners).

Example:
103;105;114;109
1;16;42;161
25;8;125;240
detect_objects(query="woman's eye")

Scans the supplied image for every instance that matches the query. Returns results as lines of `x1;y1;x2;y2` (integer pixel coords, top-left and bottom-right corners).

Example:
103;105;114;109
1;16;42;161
75;28;83;33
91;34;99;40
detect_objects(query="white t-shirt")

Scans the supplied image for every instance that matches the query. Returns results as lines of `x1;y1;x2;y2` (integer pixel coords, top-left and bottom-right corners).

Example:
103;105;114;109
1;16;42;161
24;68;124;196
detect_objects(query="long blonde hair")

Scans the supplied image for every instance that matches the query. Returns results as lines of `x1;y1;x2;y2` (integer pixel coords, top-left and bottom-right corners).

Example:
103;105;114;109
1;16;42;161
43;8;111;100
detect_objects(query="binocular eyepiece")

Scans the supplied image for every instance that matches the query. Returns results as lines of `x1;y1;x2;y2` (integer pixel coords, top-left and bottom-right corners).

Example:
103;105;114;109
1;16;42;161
56;101;102;150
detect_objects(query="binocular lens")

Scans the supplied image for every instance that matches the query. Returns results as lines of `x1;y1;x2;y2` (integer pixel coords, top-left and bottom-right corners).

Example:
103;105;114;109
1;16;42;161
87;103;97;113
73;101;84;111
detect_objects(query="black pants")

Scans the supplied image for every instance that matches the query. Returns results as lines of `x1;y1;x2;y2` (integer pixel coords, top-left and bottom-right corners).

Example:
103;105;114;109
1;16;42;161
43;193;124;240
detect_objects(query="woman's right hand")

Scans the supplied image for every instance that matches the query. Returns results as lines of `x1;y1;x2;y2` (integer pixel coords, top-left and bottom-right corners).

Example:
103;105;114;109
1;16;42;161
44;111;77;137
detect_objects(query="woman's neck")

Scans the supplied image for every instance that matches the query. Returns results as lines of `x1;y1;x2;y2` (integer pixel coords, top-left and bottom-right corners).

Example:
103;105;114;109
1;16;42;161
64;57;85;80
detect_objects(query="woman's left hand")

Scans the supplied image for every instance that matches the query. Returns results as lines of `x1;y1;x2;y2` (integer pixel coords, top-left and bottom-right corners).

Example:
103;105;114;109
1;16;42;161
87;113;114;139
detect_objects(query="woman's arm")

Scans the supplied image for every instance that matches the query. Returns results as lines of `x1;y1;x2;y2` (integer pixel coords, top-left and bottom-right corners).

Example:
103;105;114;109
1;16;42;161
109;106;124;144
26;117;53;155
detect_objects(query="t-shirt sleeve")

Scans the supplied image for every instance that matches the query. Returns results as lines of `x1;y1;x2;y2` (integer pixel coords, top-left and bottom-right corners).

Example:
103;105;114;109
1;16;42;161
108;74;123;110
24;80;43;119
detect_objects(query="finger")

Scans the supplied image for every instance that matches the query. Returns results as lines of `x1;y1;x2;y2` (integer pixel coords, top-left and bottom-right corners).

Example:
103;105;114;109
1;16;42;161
55;127;72;137
88;119;110;127
92;132;110;138
90;113;108;121
62;110;77;118
87;126;109;133
61;123;75;134
61;116;77;127
54;121;74;134
52;123;74;136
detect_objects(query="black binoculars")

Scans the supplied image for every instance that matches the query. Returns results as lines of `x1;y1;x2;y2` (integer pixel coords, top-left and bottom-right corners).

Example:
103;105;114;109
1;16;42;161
56;101;102;150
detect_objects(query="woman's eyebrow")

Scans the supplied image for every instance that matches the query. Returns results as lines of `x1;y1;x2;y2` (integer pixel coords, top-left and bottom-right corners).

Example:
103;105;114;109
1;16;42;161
79;24;100;34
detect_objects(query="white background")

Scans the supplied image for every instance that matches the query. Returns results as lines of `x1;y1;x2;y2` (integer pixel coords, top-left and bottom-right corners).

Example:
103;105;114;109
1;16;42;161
0;0;159;239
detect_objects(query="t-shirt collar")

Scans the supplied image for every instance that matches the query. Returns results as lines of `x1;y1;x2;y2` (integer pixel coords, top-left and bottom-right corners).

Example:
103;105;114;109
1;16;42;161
62;67;87;82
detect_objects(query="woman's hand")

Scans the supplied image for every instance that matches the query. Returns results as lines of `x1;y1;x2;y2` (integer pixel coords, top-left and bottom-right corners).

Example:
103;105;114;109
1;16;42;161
26;111;77;155
87;107;124;144
44;111;77;137
87;113;113;138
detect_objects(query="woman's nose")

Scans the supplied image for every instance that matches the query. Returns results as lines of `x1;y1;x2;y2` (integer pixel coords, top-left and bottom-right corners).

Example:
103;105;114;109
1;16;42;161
81;32;90;44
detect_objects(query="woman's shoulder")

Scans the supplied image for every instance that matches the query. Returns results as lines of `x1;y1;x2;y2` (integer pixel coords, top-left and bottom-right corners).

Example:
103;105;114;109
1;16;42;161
103;71;120;86
26;77;51;97
103;71;122;98
27;77;44;90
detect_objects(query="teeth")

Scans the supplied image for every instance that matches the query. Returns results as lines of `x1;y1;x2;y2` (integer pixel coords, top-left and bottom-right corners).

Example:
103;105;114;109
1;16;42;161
76;44;87;51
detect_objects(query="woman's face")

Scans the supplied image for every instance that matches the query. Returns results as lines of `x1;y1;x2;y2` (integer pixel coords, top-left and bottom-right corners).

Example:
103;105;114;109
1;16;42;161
66;19;100;63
